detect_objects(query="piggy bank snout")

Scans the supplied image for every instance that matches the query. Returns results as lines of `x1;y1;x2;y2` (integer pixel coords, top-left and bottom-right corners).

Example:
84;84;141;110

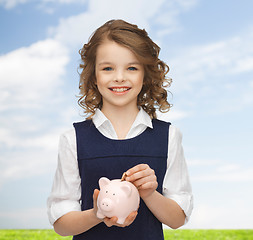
100;198;114;212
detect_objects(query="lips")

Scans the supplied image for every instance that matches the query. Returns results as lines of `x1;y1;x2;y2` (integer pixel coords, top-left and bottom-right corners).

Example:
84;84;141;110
109;87;131;93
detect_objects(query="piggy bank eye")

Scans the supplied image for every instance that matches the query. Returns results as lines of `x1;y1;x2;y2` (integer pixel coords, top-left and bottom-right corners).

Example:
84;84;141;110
106;191;108;193
113;193;115;196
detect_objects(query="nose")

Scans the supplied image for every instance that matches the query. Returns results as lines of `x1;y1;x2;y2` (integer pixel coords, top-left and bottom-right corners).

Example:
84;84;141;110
114;69;126;83
100;198;114;212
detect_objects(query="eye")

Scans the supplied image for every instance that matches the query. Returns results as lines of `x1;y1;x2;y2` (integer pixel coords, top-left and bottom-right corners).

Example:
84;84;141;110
128;66;137;71
106;191;108;193
103;67;113;71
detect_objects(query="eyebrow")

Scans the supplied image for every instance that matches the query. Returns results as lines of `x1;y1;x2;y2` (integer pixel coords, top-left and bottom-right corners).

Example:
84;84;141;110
98;62;142;66
98;62;112;66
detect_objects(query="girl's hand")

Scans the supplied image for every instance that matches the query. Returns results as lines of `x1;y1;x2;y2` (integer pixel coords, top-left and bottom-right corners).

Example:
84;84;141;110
92;189;138;227
125;164;158;199
103;211;138;227
92;189;101;220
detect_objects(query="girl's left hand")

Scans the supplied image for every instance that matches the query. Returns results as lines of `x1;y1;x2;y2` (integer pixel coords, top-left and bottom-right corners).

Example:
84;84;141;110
125;164;158;199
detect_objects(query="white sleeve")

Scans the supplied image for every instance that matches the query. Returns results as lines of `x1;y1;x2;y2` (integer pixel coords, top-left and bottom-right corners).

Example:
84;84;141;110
162;125;193;223
47;129;81;225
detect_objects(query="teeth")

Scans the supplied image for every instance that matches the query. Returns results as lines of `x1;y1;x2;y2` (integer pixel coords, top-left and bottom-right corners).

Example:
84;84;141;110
111;88;129;92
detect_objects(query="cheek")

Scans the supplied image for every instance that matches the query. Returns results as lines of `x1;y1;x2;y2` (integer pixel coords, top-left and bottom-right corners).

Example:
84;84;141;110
96;72;110;85
96;76;108;96
137;74;144;90
95;69;100;83
95;74;104;88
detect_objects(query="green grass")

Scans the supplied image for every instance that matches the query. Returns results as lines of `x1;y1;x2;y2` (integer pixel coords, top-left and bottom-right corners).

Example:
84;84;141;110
164;229;253;240
0;230;71;240
0;229;252;239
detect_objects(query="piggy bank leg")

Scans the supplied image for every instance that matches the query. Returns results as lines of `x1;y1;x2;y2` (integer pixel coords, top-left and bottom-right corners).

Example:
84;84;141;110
116;217;126;225
97;210;105;219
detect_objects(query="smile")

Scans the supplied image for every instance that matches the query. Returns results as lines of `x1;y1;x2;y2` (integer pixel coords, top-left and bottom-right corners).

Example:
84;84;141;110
109;87;131;93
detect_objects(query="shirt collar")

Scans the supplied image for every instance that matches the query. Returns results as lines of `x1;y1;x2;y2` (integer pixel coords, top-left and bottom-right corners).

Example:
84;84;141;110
92;108;153;129
131;107;153;129
92;108;110;129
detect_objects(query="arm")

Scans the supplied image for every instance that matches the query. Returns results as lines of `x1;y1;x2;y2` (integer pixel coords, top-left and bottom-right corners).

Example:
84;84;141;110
125;125;193;229
48;131;102;236
163;126;193;223
48;130;137;236
47;130;101;236
125;164;186;229
53;189;138;236
54;210;100;236
142;190;185;229
53;190;102;236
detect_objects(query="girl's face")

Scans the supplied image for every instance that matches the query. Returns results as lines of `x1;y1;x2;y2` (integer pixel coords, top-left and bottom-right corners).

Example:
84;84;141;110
95;40;144;112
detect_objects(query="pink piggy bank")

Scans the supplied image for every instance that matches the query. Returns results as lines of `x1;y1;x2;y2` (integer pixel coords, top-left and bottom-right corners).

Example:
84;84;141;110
96;177;140;224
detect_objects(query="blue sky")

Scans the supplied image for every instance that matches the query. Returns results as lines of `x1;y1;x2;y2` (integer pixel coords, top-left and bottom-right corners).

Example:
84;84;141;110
0;0;253;229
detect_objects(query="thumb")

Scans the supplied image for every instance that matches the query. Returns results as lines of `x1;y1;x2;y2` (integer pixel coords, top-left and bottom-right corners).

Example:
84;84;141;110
93;189;99;200
93;189;100;212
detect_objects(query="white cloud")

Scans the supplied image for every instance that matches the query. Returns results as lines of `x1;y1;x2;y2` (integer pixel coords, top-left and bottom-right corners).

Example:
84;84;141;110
216;163;240;173
187;159;222;166
0;207;49;228
43;0;87;3
0;145;59;186
0;38;69;110
154;0;198;38
49;0;198;48
167;28;253;116
193;168;253;182
158;109;190;121
190;160;253;183
0;0;28;9
49;0;158;48
176;0;199;10
0;38;70;185
0;0;87;9
187;203;253;229
0;126;59;150
170;31;253;92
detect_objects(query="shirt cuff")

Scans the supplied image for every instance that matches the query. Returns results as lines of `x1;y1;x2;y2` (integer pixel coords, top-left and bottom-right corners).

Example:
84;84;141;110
47;199;81;225
166;193;193;224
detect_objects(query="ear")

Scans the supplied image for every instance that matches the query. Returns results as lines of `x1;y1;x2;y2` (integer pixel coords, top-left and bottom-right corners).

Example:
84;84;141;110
120;185;132;197
98;177;110;188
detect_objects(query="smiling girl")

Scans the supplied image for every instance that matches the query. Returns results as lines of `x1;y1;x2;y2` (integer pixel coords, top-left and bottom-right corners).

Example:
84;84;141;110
47;19;193;240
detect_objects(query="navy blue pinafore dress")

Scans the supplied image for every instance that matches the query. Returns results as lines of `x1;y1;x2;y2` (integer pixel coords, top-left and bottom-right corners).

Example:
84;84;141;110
73;119;170;240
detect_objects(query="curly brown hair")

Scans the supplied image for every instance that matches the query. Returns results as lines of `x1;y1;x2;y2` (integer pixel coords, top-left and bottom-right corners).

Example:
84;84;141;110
78;19;172;119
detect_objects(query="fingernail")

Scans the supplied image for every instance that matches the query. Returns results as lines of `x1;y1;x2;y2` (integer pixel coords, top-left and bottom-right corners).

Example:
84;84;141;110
126;171;130;176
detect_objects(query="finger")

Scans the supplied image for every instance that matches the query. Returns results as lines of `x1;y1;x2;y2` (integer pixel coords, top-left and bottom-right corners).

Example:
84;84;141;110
138;181;158;190
113;211;138;227
126;164;149;176
93;189;99;212
126;167;154;182
124;211;138;226
132;175;157;188
93;189;99;201
104;216;118;227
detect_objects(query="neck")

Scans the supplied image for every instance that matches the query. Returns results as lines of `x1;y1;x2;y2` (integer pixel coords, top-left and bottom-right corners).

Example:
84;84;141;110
101;104;139;139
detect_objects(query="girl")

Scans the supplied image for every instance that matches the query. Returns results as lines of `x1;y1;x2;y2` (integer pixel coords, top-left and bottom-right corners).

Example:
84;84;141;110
47;19;193;240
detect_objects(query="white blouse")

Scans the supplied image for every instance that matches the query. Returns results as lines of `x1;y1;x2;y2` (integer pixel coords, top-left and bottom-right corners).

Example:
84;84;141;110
47;108;193;225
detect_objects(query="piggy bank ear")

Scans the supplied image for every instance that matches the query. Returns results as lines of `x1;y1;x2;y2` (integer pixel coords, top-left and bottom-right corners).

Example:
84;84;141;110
99;177;110;188
121;185;132;197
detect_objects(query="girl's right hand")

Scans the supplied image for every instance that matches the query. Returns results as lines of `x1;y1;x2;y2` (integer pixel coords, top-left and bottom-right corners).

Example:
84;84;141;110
103;211;138;228
92;189;138;227
92;189;100;218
